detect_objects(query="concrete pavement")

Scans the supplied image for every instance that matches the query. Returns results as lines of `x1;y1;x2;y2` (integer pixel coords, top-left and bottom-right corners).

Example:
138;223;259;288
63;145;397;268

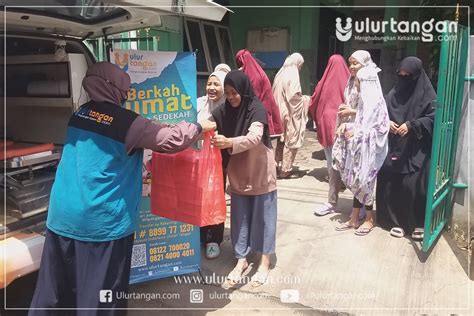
128;130;473;315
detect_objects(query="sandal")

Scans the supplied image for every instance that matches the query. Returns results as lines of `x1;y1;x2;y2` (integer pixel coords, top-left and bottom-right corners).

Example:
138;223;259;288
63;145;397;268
251;270;269;288
411;228;424;241
335;221;359;231
206;242;220;259
224;264;248;287
314;202;335;216
390;227;405;238
354;224;374;236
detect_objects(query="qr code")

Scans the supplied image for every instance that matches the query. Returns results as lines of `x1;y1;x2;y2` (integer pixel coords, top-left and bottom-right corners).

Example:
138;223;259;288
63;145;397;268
131;244;147;268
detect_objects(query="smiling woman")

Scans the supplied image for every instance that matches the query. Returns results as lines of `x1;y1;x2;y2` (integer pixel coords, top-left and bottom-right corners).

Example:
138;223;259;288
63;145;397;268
196;64;230;259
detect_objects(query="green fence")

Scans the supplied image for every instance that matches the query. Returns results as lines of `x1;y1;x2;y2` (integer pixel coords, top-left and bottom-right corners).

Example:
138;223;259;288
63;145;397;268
423;22;469;252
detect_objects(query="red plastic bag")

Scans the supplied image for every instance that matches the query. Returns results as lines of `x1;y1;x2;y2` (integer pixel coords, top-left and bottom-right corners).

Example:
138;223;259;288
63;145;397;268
150;131;226;227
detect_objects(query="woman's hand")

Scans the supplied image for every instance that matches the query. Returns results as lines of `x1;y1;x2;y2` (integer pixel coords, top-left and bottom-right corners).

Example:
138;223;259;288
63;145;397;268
336;123;346;137
337;104;356;118
390;121;399;134
199;120;216;132
211;134;233;149
397;123;409;137
344;128;354;139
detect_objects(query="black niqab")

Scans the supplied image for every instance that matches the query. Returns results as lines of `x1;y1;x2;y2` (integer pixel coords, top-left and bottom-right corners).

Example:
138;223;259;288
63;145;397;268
384;56;437;173
387;57;436;123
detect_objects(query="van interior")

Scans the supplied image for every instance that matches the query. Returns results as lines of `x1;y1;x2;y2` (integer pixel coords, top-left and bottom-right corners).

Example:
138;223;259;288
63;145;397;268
1;35;93;233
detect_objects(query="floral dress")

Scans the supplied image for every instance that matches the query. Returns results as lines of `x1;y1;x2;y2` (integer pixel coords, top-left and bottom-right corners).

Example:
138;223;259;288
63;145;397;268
332;76;389;206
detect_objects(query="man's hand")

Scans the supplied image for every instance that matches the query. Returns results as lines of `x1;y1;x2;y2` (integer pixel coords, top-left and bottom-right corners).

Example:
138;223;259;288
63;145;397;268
211;134;232;149
337;104;356;118
390;121;399;134
199;120;216;132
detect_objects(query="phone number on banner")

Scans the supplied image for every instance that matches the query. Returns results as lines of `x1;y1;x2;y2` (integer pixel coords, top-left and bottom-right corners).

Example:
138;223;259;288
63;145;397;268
149;242;195;262
136;223;194;239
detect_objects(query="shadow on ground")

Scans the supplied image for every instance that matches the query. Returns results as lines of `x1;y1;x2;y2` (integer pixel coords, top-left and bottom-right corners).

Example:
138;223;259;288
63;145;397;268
311;150;326;161
307;167;329;183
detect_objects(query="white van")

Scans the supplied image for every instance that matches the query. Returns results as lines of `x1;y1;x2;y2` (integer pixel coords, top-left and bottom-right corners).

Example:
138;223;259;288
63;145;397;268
0;0;227;289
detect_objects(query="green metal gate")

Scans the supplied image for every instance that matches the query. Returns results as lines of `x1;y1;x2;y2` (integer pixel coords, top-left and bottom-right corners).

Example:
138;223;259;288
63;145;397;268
423;22;469;252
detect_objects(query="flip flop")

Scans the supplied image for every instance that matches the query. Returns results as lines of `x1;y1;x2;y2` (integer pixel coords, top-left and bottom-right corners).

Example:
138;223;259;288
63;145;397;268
251;270;269;288
335;221;358;231
354;225;374;236
390;227;405;238
411;228;424;241
314;202;335;216
222;264;251;289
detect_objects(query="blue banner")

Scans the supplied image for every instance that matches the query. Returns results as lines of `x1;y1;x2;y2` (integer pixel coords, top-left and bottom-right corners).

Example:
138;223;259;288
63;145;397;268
111;49;200;284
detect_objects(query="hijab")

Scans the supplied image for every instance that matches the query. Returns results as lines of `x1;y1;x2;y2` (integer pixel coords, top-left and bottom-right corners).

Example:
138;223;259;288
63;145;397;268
214;63;231;73
272;52;308;149
274;53;304;79
386;56;436;124
212;70;271;149
235;49;283;136
82;62;131;105
351;50;381;81
385;56;436;173
197;65;230;121
309;54;350;147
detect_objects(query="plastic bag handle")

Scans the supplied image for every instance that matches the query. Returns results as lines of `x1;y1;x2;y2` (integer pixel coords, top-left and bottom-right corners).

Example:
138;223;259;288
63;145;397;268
202;130;215;148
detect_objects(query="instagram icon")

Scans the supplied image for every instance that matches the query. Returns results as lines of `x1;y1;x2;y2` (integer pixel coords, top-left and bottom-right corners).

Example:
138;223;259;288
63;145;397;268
190;289;204;303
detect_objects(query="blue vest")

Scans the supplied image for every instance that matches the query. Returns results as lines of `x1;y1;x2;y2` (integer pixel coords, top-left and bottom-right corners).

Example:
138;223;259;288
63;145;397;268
47;101;143;242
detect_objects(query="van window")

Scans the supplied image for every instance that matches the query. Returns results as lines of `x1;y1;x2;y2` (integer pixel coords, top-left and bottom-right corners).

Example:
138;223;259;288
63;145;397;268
3;37;85;56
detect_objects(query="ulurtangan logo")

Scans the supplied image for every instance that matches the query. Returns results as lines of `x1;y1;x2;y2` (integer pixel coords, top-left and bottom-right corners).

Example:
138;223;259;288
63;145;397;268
336;17;353;42
114;52;129;72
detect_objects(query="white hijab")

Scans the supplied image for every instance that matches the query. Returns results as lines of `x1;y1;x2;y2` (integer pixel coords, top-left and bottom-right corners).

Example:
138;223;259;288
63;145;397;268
351;50;381;81
197;64;230;121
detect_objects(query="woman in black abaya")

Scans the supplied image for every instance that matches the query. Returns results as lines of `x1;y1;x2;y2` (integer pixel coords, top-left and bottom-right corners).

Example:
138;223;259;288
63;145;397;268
376;57;437;240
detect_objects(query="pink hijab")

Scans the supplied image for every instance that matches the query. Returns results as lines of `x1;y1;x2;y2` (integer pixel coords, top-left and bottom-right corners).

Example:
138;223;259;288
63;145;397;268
309;54;350;148
235;49;283;136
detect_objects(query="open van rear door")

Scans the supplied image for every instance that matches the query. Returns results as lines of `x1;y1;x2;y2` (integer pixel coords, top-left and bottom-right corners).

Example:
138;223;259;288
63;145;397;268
2;0;230;39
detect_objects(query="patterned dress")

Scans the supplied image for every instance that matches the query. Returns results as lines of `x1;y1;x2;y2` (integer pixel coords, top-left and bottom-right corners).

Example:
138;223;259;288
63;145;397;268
332;76;389;206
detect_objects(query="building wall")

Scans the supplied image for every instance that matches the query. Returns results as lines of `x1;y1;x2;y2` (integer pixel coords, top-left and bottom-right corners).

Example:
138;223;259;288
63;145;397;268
138;29;184;52
227;2;450;95
229;0;320;95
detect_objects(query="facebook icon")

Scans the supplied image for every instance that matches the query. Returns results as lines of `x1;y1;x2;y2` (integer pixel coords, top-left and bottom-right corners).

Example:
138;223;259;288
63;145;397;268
99;290;113;303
